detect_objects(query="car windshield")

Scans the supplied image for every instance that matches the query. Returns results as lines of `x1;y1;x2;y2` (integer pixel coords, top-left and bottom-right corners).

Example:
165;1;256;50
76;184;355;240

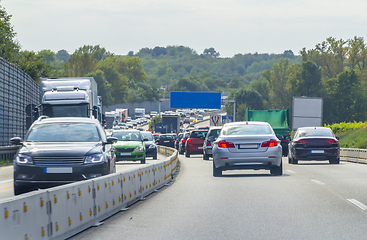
297;128;334;138
160;135;175;140
112;131;142;141
190;131;208;138
223;124;273;136
141;132;154;141
26;122;100;142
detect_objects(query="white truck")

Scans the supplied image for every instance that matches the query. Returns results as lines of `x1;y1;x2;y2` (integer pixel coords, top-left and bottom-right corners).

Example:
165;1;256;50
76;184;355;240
134;108;145;119
39;77;100;120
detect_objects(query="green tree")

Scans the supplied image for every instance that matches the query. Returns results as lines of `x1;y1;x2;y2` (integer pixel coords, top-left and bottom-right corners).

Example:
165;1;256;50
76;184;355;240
56;50;70;62
0;4;20;62
203;47;220;58
288;61;324;98
65;53;98;77
86;70;114;106
268;58;290;109
324;70;366;123
15;51;51;82
75;45;111;61
38;50;56;65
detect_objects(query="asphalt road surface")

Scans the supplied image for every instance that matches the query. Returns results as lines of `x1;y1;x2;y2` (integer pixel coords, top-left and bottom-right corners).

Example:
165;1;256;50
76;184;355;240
70;117;367;239
71;155;367;240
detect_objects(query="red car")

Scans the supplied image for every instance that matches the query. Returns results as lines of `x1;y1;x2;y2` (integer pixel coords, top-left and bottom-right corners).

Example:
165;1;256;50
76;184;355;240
185;130;208;157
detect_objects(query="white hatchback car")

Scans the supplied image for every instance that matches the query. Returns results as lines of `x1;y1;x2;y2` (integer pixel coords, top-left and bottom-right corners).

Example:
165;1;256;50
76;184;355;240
212;121;282;176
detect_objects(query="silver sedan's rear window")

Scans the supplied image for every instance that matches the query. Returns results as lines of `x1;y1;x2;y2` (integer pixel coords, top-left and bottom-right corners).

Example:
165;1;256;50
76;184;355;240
222;124;273;136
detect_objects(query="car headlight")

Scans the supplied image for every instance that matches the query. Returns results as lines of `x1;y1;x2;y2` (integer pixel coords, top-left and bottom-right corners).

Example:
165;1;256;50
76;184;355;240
16;154;33;164
134;146;144;152
149;144;156;149
85;153;104;164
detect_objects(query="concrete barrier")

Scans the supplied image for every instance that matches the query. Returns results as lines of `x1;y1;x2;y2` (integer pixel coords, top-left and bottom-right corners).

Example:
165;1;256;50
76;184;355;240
0;146;179;240
340;148;367;164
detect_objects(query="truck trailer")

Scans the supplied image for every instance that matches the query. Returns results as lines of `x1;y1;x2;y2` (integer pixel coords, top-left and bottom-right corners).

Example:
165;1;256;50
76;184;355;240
39;77;100;120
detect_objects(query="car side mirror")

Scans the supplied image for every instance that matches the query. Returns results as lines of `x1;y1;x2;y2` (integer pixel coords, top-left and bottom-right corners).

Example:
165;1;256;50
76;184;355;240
106;137;118;144
143;138;149;141
336;136;339;140
10;137;22;145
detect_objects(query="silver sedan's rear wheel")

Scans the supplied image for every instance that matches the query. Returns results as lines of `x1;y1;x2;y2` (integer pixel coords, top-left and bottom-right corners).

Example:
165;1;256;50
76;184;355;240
213;160;222;177
270;160;283;176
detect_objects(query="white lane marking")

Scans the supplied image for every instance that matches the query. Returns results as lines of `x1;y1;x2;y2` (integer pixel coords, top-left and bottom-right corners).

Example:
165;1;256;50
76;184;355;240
286;170;296;173
0;179;12;184
0;179;13;184
311;179;325;185
347;199;367;211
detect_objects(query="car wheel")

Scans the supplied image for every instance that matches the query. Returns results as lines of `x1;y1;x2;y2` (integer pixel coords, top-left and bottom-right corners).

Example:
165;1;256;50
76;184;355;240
288;155;292;164
270;160;283;176
179;149;183;155
185;151;190;158
203;153;209;160
153;153;157;160
213;160;222;177
291;157;298;164
329;157;340;164
141;157;146;164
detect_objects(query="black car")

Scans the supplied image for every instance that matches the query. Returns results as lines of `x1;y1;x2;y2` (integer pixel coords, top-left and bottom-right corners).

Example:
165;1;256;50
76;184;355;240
11;117;117;195
156;134;176;148
276;135;291;156
288;127;340;164
141;131;158;159
178;132;190;155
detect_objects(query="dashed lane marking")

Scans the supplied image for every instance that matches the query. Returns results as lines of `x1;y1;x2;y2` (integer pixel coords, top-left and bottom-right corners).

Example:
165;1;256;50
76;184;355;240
347;199;367;211
311;179;325;185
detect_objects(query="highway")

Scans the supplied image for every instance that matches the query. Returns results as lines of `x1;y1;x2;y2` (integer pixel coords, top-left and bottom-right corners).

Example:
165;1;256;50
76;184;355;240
68;116;367;239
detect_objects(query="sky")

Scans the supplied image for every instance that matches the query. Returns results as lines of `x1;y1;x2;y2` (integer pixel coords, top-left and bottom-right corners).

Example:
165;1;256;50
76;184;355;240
2;0;367;57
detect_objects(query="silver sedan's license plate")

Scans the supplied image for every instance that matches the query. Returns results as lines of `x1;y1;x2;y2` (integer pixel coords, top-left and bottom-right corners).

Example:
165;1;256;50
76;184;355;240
238;144;258;149
311;150;324;154
44;167;72;173
120;153;132;156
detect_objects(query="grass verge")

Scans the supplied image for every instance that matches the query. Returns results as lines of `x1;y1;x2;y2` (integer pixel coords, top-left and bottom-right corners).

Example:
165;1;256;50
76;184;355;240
336;126;367;148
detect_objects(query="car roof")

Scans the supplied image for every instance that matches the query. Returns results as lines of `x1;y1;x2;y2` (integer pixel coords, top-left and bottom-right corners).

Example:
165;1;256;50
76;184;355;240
113;129;141;133
223;121;271;127
297;127;331;130
34;116;99;124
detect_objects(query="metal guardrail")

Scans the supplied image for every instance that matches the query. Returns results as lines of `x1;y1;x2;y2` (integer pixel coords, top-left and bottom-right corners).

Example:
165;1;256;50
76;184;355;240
340;148;367;164
0;145;19;161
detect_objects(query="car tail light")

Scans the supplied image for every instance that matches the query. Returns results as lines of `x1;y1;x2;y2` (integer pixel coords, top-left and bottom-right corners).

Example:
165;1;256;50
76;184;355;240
218;140;235;148
187;139;192;144
327;139;338;144
296;140;308;144
182;139;186;144
207;141;211;146
261;139;278;147
281;139;289;143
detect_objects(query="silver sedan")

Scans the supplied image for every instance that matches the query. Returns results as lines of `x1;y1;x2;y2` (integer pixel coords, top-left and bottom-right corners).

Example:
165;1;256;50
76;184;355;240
212;121;282;176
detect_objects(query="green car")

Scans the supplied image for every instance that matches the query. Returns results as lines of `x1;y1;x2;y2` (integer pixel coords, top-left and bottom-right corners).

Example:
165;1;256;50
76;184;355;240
112;130;146;164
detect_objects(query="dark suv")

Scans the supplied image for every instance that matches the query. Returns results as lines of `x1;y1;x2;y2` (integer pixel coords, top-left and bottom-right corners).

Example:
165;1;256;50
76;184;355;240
203;126;222;160
11;117;117;195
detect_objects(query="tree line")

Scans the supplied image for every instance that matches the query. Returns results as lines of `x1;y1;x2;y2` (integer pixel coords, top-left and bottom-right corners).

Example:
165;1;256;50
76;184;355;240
1;3;366;124
226;37;367;124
